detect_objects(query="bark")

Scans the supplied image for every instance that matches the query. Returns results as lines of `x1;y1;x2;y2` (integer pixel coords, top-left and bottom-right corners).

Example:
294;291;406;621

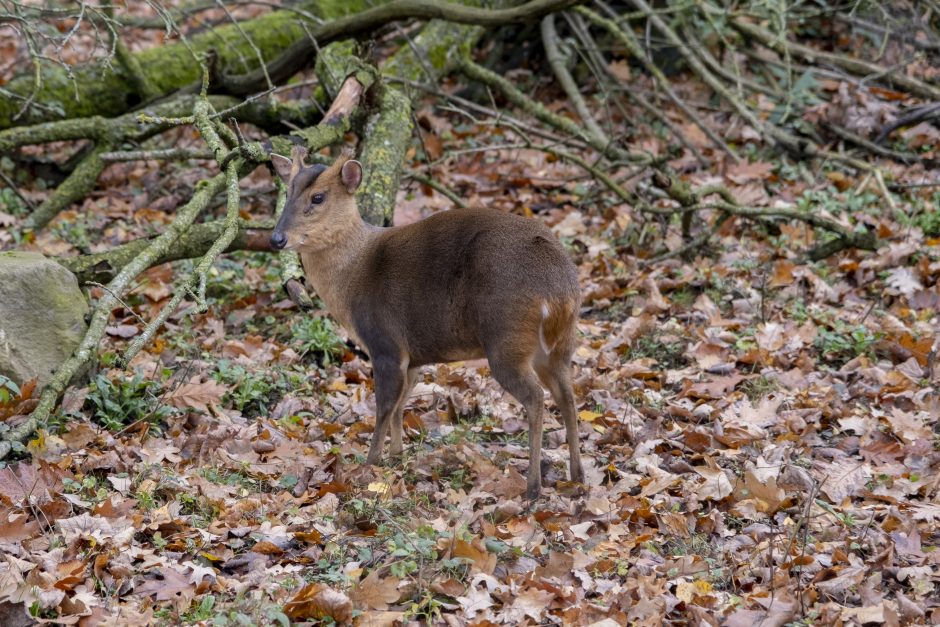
733;18;940;101
0;0;580;130
0;1;370;129
357;86;414;226
58;222;275;285
354;0;522;225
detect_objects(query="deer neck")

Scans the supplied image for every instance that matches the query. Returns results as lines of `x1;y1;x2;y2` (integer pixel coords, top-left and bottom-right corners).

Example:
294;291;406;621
298;210;378;337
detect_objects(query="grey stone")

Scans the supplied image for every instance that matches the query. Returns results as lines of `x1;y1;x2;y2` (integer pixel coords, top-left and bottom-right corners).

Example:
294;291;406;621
0;251;88;388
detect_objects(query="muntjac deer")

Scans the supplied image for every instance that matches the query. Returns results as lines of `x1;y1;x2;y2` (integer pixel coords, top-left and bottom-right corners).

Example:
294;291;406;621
269;147;584;499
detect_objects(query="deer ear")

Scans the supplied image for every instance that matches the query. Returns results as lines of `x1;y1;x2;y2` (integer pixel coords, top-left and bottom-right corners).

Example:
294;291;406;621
270;154;293;182
290;144;309;166
341;160;363;194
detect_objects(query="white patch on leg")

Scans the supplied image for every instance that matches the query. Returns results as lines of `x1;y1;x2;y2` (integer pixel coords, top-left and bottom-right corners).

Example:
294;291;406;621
539;301;551;354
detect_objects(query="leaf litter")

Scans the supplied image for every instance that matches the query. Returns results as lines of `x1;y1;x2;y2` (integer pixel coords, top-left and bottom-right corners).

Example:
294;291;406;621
0;6;939;627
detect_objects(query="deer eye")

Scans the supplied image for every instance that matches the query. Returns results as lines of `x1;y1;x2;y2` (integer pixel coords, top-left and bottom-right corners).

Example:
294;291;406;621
311;192;325;205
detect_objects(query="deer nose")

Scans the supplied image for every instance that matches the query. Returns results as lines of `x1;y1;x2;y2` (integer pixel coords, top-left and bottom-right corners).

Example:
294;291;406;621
270;232;287;250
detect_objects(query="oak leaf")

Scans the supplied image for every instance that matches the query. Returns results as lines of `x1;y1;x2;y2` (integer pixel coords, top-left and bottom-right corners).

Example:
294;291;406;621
350;570;400;610
284;583;353;622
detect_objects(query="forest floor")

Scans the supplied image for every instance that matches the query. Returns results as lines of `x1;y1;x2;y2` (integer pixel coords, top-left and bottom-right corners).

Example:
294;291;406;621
1;4;940;626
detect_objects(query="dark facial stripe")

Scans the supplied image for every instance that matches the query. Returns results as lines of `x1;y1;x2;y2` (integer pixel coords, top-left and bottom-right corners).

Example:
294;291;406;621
290;164;327;196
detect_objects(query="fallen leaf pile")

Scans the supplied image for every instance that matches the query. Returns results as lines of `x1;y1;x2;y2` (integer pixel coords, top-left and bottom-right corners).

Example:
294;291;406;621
1;2;939;626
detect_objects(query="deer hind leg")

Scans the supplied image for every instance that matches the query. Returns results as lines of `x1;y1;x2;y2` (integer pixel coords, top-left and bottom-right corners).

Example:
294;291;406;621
388;367;419;458
535;357;584;485
366;356;409;465
487;344;546;500
534;301;584;485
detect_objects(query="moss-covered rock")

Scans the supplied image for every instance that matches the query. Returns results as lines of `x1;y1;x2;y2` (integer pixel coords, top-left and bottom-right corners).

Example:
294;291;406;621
0;251;89;388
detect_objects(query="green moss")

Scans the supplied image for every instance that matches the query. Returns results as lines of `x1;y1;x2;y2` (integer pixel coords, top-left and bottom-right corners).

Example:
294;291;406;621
0;1;369;129
383;21;485;82
357;86;413;226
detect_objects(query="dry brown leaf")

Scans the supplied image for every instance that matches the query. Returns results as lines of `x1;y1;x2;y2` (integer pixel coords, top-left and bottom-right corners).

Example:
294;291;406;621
284;583;353;622
816;457;871;504
165;378;226;412
134;566;195;603
453;538;496;575
350;571;400;610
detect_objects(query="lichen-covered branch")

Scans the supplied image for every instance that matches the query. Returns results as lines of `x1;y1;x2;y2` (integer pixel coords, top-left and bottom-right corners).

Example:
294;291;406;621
0;1;370;129
58;221;275;284
458;56;649;165
357;85;414;226
541;13;608;146
733;18;940;101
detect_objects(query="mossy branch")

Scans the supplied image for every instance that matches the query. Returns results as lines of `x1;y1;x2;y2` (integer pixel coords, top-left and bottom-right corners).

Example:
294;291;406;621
57;221;276;284
733;18;940;101
573;6;737;158
223;0;585;95
357;85;414;226
458;56;649;165
644;172;878;261
0;1;370;129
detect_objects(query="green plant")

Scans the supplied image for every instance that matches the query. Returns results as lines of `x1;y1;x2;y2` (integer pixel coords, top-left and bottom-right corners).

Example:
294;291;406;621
51;213;95;252
741;375;778;401
795;187;879;217
384;523;441;578
213;360;283;416
85;374;172;431
0;374;20;405
814;322;880;366
179;493;218;528
786;299;810;323
183;595;217;623
626;332;687;368
63;475;109;504
0;185;28;217
290;316;345;365
914;198;940;237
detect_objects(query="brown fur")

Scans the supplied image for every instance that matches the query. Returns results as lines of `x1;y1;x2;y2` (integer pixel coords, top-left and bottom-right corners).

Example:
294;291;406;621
271;150;584;499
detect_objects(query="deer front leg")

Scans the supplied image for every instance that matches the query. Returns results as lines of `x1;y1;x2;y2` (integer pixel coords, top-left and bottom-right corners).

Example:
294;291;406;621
366;356;409;465
388;367;419;458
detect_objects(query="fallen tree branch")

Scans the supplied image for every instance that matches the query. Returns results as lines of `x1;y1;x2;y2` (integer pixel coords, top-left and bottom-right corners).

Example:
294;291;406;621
120;100;246;365
57;221;275;285
223;0;586;95
575;5;737;159
405;170;467;208
357;84;414;226
100;147;216;162
458;56;649;164
732;18;940;101
644;171;878;261
541;13;608;147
